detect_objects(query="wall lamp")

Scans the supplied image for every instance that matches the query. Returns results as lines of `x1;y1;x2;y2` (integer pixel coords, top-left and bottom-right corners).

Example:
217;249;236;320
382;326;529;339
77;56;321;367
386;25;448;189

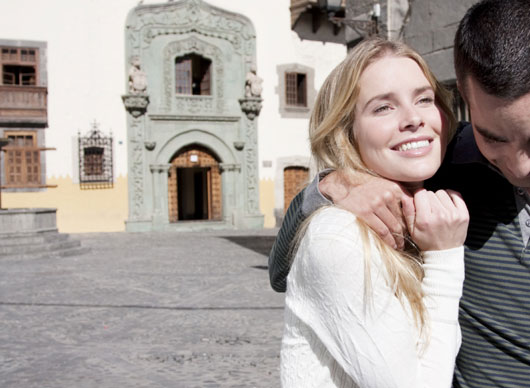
326;1;381;37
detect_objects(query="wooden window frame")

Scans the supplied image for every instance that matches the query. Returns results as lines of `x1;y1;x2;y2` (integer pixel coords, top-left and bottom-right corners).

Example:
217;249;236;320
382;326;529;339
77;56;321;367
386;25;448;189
285;72;307;107
1;46;39;86
3;130;43;188
175;54;212;96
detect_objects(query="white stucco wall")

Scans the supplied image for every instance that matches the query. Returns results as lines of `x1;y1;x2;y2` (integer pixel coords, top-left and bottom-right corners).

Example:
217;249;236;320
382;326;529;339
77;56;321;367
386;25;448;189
0;0;345;182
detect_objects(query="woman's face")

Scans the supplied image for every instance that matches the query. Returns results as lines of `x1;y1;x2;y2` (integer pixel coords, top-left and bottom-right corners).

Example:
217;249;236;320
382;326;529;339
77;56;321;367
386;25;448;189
353;55;447;187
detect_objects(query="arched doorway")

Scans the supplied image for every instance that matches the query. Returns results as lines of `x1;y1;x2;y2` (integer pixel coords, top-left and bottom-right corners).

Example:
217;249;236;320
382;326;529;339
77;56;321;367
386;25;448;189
168;145;222;222
283;166;309;213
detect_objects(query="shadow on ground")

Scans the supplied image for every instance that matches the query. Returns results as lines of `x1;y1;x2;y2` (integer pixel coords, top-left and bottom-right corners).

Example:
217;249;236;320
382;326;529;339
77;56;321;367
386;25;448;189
220;235;277;258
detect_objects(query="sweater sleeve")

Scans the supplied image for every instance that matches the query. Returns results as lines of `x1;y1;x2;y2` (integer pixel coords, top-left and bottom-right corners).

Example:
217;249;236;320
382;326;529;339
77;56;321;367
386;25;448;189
286;207;464;388
268;170;332;292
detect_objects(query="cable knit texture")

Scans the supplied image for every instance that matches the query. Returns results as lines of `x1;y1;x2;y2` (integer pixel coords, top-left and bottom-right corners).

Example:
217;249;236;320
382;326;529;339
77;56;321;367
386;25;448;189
281;207;465;388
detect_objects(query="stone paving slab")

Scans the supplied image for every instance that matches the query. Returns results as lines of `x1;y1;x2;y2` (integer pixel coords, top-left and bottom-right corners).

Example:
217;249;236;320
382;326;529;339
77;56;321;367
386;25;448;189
0;229;285;387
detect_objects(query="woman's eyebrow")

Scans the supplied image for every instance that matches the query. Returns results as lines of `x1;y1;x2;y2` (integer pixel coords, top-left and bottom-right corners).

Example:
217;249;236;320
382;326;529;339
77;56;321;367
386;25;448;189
362;85;433;112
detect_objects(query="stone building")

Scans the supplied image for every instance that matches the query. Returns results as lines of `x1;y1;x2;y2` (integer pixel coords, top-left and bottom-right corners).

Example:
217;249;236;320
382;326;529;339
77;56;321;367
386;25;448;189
123;0;264;231
0;0;346;232
0;39;49;192
290;0;478;121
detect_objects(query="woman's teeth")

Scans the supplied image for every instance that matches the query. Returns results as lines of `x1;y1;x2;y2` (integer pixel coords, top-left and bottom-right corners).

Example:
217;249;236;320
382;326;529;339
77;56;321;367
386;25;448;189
396;140;429;151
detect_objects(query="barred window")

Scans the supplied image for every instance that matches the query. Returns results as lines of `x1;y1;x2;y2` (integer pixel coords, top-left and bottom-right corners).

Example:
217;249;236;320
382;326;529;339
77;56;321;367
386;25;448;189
285;72;307;107
3;131;41;187
83;147;104;176
175;54;211;96
78;122;113;189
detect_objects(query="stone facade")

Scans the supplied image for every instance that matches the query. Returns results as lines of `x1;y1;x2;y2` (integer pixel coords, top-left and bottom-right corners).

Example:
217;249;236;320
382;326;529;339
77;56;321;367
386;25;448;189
401;0;478;83
290;0;480;83
123;0;264;231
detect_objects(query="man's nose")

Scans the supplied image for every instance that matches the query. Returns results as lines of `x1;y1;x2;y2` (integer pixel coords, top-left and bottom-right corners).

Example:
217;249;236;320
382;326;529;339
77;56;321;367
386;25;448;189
508;150;530;179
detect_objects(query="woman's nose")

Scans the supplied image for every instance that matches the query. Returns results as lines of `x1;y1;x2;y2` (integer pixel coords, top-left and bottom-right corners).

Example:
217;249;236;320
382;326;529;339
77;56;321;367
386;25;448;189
399;108;423;131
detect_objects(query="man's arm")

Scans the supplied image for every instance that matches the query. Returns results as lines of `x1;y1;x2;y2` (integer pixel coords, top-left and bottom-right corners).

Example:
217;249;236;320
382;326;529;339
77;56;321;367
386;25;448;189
269;170;410;292
268;172;331;292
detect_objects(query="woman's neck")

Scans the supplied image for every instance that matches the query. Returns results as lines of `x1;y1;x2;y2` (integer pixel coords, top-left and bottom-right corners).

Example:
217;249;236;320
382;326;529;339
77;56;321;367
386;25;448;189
401;181;424;192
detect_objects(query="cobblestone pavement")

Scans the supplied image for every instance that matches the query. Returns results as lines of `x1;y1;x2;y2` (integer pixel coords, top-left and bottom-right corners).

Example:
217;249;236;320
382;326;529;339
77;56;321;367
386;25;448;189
0;228;285;387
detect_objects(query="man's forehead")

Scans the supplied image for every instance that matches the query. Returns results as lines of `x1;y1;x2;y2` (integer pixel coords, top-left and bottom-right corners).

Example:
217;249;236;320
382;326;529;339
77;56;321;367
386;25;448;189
465;78;530;137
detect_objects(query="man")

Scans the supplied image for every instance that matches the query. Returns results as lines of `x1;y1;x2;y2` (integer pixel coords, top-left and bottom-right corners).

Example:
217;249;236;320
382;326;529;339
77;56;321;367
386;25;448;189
269;1;530;387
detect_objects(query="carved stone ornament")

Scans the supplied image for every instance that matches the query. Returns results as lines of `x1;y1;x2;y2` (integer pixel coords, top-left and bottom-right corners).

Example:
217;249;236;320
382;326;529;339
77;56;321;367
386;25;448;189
122;94;150;117
144;141;156;151
233;141;245;151
219;163;241;173
126;0;256;57
239;97;263;120
163;37;223;114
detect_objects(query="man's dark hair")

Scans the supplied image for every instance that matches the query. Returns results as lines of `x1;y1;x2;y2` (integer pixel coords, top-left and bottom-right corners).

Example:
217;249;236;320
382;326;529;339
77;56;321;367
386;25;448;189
454;0;530;100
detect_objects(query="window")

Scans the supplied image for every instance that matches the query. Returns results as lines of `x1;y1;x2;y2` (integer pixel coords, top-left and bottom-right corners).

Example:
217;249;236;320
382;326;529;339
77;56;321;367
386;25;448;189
3;131;41;187
83;147;104;176
175;54;211;95
78;122;113;189
285;72;307;107
277;64;315;118
1;47;38;86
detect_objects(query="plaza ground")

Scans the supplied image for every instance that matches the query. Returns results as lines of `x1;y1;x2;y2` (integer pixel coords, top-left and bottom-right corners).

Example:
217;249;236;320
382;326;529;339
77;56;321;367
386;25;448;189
0;228;285;388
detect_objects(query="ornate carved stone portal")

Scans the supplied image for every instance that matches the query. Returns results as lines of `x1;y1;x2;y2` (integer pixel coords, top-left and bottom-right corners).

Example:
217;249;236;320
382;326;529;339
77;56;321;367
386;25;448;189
123;0;263;231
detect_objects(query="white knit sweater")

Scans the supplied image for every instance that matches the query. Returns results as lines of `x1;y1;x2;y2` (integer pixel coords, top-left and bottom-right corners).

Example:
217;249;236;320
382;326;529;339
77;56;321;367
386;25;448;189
281;207;465;388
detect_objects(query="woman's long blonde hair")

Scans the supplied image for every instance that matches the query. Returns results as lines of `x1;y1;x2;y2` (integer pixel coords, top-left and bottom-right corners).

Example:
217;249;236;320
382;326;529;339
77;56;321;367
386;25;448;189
303;38;457;334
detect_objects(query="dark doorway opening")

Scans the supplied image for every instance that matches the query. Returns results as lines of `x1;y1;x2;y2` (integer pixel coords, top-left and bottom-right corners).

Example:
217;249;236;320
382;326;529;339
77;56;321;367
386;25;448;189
177;167;210;220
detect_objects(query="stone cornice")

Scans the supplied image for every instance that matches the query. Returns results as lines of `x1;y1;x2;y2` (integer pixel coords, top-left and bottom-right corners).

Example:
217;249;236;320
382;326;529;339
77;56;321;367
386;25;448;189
148;114;240;122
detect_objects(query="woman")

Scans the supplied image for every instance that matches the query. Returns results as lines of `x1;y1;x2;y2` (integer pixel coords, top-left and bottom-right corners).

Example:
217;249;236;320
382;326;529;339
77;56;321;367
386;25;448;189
281;38;469;388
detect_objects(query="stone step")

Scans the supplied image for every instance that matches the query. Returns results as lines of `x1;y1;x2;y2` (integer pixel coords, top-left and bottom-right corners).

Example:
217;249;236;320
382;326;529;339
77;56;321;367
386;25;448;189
5;245;91;260
0;238;83;256
0;230;69;246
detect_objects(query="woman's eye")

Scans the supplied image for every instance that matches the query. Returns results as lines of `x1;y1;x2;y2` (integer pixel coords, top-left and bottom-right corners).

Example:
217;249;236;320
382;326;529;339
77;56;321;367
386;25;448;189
418;96;434;104
374;105;391;113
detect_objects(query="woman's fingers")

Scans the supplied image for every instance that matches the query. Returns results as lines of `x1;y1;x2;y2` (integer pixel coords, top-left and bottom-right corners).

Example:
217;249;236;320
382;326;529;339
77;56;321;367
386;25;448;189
402;194;416;236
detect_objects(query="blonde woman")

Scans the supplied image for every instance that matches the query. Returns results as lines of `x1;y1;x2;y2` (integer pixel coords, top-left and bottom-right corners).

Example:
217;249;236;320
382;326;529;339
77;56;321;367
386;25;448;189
281;38;469;388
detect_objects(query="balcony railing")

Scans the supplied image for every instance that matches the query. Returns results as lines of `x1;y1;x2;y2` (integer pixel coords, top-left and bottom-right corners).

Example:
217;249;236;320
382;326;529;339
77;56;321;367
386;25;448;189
0;85;48;125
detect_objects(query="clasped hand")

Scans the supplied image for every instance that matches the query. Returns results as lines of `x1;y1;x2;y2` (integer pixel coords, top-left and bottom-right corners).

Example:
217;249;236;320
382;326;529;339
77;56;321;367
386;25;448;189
319;172;469;251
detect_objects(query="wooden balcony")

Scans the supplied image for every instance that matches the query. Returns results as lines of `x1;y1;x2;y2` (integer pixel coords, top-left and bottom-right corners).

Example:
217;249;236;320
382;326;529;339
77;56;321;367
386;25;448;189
0;85;48;126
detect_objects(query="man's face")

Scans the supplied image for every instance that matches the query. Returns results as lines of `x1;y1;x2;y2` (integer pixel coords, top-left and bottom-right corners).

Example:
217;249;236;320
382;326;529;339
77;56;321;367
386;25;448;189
463;77;530;189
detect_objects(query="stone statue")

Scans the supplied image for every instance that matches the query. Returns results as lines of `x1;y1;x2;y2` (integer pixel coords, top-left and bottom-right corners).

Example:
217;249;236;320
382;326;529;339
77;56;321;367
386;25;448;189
245;65;263;98
128;56;147;94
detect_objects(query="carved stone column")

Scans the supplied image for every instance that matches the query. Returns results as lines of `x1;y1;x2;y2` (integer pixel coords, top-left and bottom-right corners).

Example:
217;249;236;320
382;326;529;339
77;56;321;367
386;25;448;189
219;163;242;223
150;164;171;227
239;97;264;228
123;94;150;229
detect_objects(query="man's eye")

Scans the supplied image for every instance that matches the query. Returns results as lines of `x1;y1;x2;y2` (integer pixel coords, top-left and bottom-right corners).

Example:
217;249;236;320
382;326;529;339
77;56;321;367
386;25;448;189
483;134;505;144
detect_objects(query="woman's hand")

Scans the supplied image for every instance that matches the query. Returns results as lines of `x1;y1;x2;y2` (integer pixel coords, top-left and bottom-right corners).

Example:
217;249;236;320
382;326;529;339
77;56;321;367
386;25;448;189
402;189;469;251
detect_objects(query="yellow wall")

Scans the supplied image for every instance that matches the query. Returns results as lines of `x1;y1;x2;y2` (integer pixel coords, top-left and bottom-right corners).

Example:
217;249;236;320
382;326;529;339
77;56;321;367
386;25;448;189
259;178;276;228
3;176;277;232
3;176;128;233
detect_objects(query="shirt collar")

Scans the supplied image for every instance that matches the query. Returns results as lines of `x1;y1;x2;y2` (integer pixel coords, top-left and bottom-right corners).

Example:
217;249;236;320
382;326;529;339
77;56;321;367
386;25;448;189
451;122;507;177
451;122;489;165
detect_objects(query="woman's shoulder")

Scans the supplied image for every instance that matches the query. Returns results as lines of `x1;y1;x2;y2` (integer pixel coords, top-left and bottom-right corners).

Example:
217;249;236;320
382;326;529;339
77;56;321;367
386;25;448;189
307;206;360;238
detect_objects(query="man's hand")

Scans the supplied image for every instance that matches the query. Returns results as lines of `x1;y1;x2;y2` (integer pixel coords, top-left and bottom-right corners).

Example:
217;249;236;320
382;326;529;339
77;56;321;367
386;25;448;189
319;171;411;249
